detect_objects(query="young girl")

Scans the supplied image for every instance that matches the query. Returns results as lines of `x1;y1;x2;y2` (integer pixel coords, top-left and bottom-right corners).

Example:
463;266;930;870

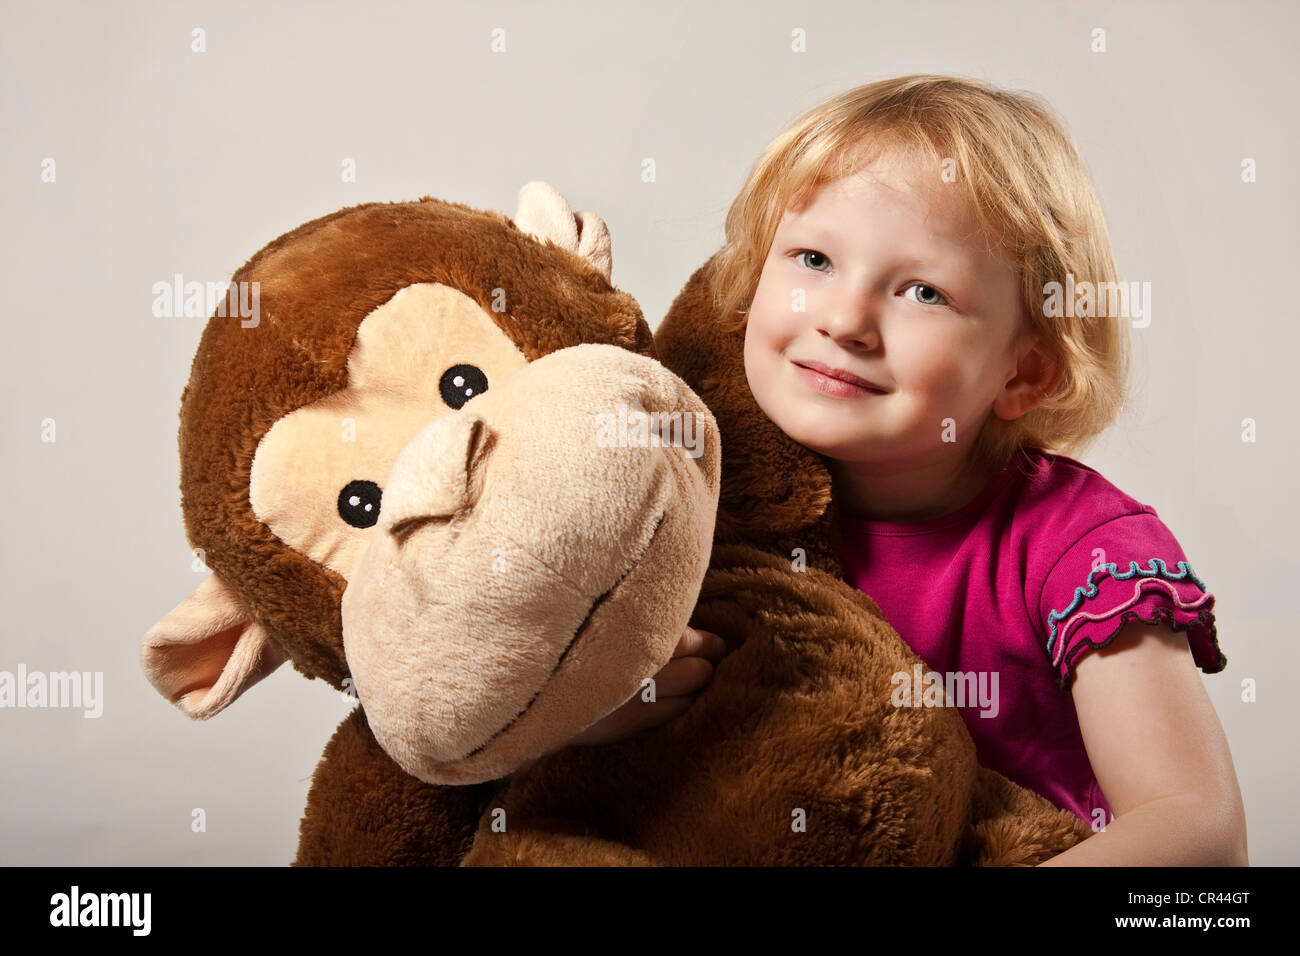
707;74;1246;865
574;74;1246;866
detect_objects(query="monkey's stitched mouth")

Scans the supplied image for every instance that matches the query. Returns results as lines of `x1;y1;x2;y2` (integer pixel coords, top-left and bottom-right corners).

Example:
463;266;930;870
454;509;668;764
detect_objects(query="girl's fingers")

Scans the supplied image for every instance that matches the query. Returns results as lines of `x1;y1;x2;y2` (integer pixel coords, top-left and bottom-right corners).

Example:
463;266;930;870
564;632;726;748
651;655;714;697
698;631;729;662
628;693;697;732
570;691;699;747
672;626;729;661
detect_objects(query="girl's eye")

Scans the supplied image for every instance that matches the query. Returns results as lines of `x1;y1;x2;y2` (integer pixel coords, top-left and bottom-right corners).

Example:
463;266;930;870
903;282;949;307
795;250;831;272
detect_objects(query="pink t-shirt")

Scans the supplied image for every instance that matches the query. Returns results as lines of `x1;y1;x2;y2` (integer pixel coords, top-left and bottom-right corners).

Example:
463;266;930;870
837;448;1225;825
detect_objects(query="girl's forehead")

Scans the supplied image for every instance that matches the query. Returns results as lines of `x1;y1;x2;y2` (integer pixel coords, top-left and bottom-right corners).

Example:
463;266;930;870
782;163;1014;273
789;163;979;238
837;137;935;181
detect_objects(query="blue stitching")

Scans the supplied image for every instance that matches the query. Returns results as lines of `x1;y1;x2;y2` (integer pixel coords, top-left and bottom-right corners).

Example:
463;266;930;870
1045;559;1207;659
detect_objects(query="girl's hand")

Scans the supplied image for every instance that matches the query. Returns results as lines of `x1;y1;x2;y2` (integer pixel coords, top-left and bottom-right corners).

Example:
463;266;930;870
564;626;729;748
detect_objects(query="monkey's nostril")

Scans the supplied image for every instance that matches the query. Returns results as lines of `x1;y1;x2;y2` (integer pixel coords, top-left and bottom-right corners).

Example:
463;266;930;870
389;512;457;545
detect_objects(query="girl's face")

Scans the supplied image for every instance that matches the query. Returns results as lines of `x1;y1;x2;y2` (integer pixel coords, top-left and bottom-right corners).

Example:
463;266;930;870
743;150;1041;472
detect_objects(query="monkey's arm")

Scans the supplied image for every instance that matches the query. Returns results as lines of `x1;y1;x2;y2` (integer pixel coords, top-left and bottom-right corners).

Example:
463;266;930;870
294;705;484;866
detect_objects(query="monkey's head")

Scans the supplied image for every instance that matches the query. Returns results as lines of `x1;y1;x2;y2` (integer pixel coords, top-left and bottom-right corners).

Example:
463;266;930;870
141;183;720;784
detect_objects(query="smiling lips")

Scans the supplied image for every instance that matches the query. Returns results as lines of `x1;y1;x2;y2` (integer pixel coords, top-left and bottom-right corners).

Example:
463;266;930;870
792;360;888;398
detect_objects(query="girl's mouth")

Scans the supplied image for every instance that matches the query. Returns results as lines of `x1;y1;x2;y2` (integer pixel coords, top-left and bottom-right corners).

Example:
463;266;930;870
791;361;888;399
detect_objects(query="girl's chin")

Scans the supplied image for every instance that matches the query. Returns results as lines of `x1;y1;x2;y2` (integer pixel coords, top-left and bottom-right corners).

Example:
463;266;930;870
779;427;876;460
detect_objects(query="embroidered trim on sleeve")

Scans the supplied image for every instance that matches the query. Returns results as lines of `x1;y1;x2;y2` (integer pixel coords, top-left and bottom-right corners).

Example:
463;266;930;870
1044;559;1225;689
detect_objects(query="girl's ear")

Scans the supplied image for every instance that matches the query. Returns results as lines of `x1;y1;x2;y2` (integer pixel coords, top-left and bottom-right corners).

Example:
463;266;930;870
994;334;1062;421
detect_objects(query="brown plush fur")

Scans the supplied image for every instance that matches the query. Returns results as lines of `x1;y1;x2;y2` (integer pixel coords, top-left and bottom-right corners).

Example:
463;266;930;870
295;707;479;866
653;256;846;575
164;193;1090;865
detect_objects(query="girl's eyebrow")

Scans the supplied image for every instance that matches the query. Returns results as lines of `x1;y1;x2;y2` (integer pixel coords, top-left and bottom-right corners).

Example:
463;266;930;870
774;218;833;242
781;216;980;262
780;228;978;278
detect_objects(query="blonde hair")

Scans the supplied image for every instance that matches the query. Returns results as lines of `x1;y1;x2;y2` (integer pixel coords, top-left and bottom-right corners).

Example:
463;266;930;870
712;74;1132;478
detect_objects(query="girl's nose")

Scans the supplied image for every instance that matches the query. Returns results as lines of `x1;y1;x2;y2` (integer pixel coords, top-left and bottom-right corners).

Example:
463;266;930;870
816;288;883;351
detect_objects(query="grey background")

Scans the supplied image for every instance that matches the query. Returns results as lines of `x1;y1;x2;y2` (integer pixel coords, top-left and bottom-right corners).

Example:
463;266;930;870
1;0;1295;865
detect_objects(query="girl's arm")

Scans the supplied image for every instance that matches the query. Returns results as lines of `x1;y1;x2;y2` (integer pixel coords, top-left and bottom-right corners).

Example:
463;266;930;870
1038;619;1248;866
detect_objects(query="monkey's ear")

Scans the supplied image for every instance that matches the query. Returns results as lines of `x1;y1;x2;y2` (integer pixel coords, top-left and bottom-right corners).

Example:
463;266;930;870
513;181;612;282
141;574;288;719
574;210;612;281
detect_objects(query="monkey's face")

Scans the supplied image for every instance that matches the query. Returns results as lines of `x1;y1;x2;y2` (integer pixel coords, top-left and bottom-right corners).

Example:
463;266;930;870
252;284;719;783
338;338;717;784
143;185;719;785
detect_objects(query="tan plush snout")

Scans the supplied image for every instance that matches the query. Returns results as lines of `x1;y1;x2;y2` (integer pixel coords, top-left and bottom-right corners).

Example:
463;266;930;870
341;344;720;785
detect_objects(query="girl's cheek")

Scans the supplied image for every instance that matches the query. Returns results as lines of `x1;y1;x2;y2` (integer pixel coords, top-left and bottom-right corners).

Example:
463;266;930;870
745;308;779;358
753;293;799;347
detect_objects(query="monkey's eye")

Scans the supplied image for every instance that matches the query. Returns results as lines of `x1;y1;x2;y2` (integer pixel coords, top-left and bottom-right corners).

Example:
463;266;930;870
439;364;488;410
338;479;382;528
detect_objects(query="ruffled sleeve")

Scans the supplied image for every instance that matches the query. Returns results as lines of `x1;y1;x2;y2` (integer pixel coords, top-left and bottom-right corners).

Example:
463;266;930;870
1037;512;1226;690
